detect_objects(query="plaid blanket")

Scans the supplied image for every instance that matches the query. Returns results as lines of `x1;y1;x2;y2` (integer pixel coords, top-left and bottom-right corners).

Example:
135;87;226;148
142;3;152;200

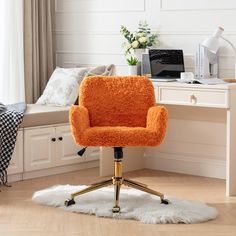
0;102;26;186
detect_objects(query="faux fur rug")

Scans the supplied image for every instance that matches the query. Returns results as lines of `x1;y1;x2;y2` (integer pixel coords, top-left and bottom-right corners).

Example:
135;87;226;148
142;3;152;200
32;185;218;224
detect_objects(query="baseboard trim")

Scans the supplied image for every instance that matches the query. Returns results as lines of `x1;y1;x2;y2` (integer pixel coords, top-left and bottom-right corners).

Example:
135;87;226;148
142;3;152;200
7;161;99;182
7;173;23;183
23;160;99;180
145;152;226;179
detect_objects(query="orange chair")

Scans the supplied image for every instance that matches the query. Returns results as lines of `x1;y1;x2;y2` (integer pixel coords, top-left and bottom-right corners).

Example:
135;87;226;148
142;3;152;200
65;76;169;212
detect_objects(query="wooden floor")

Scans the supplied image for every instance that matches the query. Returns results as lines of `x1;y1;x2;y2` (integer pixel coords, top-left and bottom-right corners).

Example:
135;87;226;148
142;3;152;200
1;168;236;236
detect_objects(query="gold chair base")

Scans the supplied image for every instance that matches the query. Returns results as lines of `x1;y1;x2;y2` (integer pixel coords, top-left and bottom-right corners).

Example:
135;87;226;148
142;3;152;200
64;155;168;212
64;177;167;212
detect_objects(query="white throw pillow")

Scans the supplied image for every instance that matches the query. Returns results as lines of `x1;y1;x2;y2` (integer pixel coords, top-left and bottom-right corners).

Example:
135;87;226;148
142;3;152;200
36;64;115;106
36;68;80;106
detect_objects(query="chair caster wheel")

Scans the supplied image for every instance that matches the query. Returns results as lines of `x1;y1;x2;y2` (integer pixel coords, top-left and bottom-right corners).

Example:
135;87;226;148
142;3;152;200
112;206;120;213
64;199;75;207
161;199;169;205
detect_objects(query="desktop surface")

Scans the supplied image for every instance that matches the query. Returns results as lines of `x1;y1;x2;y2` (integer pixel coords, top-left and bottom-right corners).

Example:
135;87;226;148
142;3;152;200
151;79;236;89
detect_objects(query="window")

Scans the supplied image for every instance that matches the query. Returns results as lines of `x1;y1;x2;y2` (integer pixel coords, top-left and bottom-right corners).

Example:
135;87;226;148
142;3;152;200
0;0;25;104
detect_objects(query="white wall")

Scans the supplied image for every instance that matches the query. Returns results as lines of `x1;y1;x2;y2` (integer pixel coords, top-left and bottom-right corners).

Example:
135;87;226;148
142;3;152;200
53;0;236;179
53;0;236;77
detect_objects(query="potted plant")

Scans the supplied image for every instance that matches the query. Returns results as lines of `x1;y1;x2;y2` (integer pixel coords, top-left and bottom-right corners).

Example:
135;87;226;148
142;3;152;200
126;56;138;75
120;21;159;74
120;21;159;56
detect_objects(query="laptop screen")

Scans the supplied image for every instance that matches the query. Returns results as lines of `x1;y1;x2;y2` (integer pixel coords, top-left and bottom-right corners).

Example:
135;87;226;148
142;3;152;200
149;49;185;78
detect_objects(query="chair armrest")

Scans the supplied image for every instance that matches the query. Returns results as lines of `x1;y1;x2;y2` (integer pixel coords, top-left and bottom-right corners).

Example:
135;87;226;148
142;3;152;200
69;105;90;144
146;106;168;144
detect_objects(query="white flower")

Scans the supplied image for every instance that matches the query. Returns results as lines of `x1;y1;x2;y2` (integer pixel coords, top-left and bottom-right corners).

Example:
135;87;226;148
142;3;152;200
125;43;131;51
136;32;144;38
138;37;147;43
131;40;139;48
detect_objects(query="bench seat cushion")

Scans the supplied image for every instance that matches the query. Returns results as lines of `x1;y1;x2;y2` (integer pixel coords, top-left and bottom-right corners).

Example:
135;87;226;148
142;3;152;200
20;104;70;128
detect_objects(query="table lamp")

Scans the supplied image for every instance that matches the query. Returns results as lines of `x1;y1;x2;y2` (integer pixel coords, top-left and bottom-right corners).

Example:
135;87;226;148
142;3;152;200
201;27;236;79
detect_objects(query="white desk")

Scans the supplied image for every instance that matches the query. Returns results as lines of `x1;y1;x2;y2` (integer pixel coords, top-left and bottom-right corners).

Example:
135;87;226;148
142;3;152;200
100;81;236;197
152;81;236;196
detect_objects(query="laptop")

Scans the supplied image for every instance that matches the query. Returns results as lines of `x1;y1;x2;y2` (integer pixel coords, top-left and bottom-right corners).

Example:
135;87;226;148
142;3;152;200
149;49;185;82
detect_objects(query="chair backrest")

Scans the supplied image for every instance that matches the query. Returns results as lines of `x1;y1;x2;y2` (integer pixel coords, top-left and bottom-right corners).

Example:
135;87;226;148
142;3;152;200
79;76;156;127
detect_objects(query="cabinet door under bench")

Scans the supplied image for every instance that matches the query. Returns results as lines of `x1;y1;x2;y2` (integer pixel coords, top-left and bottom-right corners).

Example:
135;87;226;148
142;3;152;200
55;125;84;166
24;124;100;172
24;125;81;171
24;126;56;171
55;125;100;165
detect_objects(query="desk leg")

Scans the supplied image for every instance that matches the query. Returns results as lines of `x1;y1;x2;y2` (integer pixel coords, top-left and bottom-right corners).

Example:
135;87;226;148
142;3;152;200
226;100;236;196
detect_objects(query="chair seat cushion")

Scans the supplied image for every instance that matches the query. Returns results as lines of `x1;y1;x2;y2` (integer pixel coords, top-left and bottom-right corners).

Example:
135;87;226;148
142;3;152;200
81;126;162;147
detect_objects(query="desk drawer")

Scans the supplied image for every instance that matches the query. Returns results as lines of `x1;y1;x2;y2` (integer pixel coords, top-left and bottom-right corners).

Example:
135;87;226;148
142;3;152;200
158;87;229;108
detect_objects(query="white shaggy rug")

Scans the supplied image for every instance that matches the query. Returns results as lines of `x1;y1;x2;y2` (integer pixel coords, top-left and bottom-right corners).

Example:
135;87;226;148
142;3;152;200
32;185;218;224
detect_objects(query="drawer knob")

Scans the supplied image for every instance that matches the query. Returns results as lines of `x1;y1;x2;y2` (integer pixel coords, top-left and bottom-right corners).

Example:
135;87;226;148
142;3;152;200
190;94;197;104
51;138;56;142
58;137;63;141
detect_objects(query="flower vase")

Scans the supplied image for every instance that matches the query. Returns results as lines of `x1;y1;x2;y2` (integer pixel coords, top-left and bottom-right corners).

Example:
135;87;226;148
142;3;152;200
128;65;138;76
134;48;147;75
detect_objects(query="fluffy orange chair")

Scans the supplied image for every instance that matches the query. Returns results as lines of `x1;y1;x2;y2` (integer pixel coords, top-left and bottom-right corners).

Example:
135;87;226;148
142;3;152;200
65;76;169;212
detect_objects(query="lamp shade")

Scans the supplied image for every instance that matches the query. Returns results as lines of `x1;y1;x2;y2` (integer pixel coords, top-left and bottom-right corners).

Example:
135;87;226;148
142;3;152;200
201;27;224;54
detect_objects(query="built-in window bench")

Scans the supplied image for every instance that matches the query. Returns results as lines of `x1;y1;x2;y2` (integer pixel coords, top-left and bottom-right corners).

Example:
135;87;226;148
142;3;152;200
7;104;100;182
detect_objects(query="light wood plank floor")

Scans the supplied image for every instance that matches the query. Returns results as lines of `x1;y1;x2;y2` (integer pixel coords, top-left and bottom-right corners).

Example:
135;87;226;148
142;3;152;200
1;168;236;236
